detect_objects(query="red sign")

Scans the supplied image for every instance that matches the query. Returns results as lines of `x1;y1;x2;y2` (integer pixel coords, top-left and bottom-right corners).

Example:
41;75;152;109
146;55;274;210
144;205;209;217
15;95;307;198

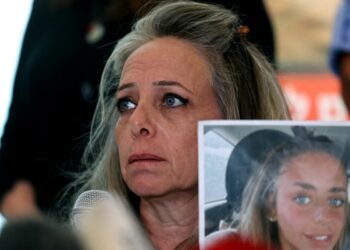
279;73;349;120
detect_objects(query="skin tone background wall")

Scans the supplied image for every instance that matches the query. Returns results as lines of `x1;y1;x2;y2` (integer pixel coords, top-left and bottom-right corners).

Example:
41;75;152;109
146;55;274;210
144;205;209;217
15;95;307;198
265;0;341;71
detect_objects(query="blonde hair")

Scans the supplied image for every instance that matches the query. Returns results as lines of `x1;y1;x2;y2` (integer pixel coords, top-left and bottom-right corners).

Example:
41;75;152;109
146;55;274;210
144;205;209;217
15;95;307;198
67;0;290;212
237;127;348;250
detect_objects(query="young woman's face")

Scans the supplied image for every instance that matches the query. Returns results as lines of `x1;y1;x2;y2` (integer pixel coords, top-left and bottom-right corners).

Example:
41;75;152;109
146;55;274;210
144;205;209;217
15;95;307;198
273;152;347;250
115;37;223;198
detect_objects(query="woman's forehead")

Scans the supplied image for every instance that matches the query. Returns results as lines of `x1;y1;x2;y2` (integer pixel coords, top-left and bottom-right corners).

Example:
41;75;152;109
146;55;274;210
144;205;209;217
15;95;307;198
277;152;347;188
119;37;213;92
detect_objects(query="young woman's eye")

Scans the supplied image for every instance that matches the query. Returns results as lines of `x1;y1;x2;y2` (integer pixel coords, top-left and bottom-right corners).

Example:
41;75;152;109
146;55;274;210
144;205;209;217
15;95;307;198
293;195;311;205
328;198;345;207
116;97;136;113
162;93;188;107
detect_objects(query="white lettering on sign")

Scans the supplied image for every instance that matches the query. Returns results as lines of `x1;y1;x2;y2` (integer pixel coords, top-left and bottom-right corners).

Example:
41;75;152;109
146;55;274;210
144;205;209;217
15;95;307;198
283;84;310;120
316;94;348;120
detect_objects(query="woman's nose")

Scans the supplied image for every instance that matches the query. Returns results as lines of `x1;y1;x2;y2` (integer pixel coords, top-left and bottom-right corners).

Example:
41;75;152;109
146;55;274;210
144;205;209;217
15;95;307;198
129;103;155;138
313;205;330;224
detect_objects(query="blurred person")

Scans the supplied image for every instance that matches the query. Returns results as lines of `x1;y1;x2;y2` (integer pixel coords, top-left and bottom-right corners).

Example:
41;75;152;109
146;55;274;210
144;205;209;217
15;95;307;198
0;0;137;220
208;126;348;250
329;0;350;113
0;218;85;250
68;1;290;249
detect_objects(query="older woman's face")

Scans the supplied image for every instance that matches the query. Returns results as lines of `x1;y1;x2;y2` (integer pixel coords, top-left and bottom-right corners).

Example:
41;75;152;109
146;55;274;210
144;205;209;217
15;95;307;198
273;152;347;250
115;37;223;197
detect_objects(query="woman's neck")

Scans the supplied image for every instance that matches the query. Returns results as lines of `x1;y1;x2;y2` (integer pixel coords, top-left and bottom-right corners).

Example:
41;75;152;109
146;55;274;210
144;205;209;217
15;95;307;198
139;191;198;250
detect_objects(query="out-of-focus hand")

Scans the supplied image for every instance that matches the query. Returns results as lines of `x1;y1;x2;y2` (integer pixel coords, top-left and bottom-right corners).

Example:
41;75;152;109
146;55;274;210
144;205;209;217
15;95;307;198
0;180;41;220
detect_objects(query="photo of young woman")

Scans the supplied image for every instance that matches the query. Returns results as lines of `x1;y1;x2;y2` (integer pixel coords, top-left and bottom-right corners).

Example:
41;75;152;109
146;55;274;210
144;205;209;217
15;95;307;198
205;124;349;250
238;126;348;250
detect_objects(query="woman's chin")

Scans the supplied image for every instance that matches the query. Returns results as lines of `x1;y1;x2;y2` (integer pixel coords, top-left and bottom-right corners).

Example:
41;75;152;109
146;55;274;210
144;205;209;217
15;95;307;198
128;179;171;198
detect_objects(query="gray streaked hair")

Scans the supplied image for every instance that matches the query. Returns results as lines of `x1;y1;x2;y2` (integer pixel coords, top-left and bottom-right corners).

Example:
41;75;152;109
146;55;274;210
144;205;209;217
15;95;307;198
67;0;290;211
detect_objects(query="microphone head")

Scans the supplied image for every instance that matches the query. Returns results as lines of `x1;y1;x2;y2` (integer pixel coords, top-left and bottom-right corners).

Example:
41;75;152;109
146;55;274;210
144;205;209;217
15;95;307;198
71;190;113;228
70;190;154;250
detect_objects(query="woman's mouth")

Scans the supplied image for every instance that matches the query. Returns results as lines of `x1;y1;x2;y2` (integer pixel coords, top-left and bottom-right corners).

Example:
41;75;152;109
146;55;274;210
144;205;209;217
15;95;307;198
128;153;165;164
304;233;333;246
307;235;330;241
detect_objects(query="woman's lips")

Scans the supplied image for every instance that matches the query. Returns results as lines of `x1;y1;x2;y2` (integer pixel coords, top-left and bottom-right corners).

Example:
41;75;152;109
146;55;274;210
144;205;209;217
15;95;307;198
306;234;331;241
304;233;333;245
128;153;165;164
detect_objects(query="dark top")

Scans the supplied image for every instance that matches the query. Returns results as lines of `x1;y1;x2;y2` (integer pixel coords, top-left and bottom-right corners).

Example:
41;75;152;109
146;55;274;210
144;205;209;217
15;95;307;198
0;0;124;213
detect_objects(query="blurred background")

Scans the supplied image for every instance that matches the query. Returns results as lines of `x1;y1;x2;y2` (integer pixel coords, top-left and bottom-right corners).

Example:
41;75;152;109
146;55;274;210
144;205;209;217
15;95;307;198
264;0;347;120
0;0;347;229
0;0;32;228
0;1;32;139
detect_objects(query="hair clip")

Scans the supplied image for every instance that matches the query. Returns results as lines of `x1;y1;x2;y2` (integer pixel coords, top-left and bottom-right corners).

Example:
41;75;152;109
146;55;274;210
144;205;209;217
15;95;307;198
238;25;250;37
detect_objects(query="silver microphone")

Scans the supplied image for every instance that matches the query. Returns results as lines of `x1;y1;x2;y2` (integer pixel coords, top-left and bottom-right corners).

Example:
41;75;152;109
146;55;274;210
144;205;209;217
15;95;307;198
71;190;113;229
71;190;154;250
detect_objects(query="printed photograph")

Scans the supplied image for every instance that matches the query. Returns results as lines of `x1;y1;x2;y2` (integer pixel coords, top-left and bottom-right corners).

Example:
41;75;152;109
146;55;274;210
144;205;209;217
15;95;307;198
199;120;350;250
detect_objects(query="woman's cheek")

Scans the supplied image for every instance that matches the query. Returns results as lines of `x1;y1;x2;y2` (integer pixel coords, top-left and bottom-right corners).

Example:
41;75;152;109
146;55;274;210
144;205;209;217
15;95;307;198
329;207;346;223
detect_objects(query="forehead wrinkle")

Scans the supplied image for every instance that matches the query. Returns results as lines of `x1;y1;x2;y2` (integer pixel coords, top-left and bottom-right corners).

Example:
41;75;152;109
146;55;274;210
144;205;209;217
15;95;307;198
117;37;214;102
153;80;194;94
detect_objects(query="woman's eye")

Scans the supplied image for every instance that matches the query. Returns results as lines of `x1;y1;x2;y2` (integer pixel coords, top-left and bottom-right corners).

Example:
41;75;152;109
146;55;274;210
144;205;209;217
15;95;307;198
162;93;188;107
116;98;136;113
328;198;345;207
293;195;311;205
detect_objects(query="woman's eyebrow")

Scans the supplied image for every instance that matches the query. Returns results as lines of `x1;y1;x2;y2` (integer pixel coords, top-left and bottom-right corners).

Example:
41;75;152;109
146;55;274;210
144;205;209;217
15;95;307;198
294;182;315;190
117;80;194;95
118;82;135;92
153;80;194;94
329;187;347;193
293;182;347;194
